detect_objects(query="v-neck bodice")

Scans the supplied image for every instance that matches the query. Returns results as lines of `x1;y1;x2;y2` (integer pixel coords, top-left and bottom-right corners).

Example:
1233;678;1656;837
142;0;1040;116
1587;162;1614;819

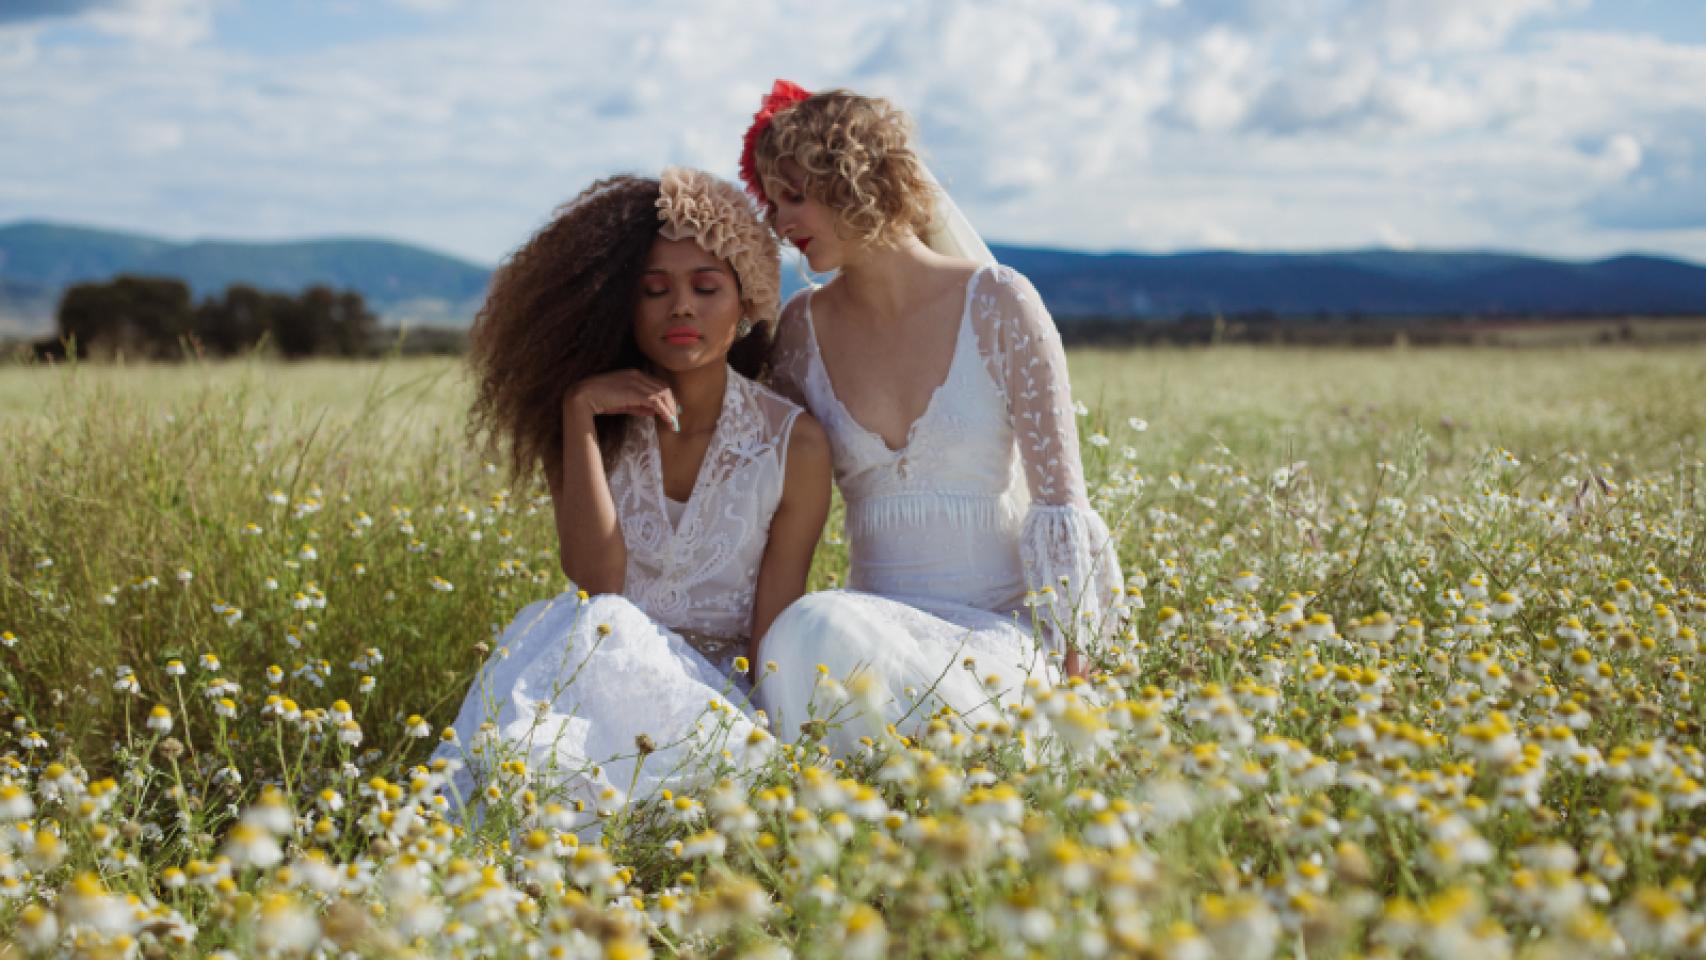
803;268;977;458
606;369;802;639
644;372;737;540
791;265;1032;611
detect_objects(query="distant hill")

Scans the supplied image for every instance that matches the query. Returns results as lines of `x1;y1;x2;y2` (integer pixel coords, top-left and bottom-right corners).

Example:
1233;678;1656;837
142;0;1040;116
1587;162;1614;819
987;246;1706;320
0;221;490;334
5;220;1706;337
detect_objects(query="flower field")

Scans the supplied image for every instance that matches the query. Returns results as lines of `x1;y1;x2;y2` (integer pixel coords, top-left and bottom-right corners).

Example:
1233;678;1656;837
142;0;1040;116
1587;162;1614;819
0;346;1702;958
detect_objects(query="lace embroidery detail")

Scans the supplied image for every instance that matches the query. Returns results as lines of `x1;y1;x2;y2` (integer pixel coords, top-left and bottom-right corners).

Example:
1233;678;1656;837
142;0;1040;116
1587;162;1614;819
767;291;814;408
608;370;800;639
971;265;1084;506
972;266;1124;650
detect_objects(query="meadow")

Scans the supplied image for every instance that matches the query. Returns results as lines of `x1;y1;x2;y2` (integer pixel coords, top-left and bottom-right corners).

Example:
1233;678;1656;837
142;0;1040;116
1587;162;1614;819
0;345;1702;958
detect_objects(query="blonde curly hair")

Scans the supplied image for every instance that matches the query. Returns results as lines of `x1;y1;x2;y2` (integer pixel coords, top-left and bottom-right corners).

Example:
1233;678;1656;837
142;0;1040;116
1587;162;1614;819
752;89;937;248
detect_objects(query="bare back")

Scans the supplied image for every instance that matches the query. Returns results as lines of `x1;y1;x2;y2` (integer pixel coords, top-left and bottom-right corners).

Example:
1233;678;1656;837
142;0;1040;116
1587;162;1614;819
808;260;981;452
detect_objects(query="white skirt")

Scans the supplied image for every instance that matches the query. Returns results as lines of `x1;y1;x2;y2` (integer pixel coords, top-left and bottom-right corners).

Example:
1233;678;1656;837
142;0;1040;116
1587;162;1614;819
434;593;766;820
754;589;1052;755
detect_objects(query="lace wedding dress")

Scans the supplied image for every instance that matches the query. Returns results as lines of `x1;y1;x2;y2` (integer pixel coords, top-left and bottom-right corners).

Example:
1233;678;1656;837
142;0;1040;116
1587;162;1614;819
757;264;1124;751
435;370;801;815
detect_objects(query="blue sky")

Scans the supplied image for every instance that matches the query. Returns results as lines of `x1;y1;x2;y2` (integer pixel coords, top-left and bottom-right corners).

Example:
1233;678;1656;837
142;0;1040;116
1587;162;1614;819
3;0;1705;265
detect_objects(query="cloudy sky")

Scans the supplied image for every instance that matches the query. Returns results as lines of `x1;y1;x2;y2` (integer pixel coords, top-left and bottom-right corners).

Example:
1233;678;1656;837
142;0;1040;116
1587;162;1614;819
3;0;1705;265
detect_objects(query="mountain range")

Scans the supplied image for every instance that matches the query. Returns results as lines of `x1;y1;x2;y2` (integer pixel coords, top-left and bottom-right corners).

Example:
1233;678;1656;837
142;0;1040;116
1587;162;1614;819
4;219;1705;336
993;247;1706;319
0;221;489;336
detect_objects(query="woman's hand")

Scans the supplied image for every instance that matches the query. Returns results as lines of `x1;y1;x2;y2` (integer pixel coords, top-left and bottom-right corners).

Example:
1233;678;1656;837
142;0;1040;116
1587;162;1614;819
547;370;672;594
565;370;680;427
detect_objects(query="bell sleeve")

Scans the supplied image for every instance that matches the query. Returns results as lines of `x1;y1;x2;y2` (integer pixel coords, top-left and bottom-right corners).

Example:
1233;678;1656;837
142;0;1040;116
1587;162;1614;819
978;267;1125;655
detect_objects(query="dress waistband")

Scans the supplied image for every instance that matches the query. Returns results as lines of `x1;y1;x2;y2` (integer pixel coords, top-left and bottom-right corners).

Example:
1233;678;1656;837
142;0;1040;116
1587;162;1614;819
845;492;1023;537
676;630;752;696
678;630;746;663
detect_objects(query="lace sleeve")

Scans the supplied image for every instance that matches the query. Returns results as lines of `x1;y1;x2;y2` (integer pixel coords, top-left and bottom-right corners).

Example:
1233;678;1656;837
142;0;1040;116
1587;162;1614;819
764;290;813;407
974;267;1124;654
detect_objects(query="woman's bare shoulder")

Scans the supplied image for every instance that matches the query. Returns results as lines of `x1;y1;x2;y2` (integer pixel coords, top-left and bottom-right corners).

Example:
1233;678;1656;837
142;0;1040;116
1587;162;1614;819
927;256;982;299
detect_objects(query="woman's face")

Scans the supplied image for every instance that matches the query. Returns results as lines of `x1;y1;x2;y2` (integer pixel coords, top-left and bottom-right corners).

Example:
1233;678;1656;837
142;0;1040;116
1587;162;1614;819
634;236;745;375
766;159;846;272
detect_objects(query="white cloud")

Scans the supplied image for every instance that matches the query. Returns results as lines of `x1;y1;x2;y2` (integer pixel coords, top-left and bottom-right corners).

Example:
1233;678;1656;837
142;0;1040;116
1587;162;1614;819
1344;0;1589;60
0;27;38;70
1;0;1704;264
122;119;185;155
1197;220;1246;249
1375;221;1415;250
83;0;214;47
1169;27;1256;132
1586;119;1706;231
387;0;462;12
1601;133;1644;178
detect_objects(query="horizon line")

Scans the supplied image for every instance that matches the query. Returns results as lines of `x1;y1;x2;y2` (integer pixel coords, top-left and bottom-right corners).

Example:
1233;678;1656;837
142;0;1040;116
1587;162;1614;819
4;216;1703;273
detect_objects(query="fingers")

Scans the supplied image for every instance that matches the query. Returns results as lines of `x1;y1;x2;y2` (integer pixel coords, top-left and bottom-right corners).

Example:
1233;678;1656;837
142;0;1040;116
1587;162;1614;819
581;370;679;427
618;371;676;420
648;394;681;433
642;383;680;426
613;392;675;428
646;379;679;414
654;392;680;423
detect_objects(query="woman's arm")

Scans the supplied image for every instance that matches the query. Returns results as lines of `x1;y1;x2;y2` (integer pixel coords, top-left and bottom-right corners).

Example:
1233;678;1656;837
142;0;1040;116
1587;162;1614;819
764;292;813;407
547;370;680;593
980;269;1125;675
747;413;832;666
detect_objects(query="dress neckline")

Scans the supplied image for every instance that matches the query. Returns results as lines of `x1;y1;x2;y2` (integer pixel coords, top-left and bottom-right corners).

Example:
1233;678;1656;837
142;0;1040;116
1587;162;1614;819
803;264;988;458
643;370;739;539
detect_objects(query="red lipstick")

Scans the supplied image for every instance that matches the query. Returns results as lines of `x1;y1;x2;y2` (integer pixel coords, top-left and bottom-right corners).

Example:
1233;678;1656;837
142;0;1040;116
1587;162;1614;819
663;326;702;345
795;238;812;253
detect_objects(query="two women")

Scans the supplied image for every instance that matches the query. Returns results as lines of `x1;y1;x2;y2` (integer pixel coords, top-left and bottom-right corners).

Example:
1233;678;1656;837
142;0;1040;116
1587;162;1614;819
437;82;1122;816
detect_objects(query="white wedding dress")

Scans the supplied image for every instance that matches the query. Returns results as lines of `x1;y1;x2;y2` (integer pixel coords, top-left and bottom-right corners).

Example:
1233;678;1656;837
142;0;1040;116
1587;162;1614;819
435;370;801;816
757;264;1124;752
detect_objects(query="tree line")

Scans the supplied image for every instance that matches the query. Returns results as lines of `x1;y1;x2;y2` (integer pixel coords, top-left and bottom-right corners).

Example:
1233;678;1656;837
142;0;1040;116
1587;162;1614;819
44;275;379;359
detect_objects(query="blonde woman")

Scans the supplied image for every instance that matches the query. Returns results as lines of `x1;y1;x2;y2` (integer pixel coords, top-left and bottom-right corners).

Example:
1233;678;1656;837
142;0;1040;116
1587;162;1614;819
742;82;1124;752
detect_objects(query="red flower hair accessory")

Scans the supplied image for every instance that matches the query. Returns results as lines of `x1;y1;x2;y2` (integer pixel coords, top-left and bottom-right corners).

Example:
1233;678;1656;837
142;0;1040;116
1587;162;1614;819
739;79;812;207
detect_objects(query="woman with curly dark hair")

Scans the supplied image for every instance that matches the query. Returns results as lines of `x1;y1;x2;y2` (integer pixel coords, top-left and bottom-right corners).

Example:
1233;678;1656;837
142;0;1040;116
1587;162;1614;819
436;168;830;822
742;82;1125;756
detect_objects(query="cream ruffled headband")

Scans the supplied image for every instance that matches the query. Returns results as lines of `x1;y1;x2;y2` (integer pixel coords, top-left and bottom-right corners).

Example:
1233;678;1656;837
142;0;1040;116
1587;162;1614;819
655;166;782;334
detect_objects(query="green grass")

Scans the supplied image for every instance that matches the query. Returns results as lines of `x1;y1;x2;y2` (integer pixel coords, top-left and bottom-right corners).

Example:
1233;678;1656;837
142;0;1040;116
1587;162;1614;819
2;345;1700;793
1068;345;1703;478
0;346;1702;957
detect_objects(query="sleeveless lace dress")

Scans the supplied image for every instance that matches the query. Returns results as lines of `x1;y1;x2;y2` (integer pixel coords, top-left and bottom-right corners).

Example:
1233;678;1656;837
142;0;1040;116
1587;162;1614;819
435;370;802;816
757;264;1123;752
